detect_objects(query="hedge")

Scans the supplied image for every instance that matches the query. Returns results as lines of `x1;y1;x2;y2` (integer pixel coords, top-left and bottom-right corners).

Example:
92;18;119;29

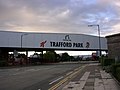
0;60;7;67
111;63;120;77
101;57;115;66
116;67;120;82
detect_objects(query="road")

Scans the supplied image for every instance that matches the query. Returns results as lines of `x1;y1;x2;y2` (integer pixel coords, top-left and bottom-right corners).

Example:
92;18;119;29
0;62;83;90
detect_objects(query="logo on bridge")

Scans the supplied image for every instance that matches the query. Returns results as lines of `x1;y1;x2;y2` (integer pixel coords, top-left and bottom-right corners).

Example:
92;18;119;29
40;40;47;47
63;35;71;41
86;42;90;48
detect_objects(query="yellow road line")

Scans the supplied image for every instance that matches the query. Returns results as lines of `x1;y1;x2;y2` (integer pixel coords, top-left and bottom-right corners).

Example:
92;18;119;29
48;78;68;90
48;65;87;90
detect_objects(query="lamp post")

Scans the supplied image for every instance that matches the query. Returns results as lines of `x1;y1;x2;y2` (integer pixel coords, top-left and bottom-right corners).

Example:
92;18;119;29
88;24;101;57
21;33;28;48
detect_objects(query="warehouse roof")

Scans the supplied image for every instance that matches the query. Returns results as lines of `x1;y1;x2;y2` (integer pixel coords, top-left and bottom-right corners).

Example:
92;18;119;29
106;33;120;38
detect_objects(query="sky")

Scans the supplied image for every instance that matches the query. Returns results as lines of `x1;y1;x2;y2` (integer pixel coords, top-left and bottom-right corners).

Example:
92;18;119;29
0;0;120;37
0;0;120;56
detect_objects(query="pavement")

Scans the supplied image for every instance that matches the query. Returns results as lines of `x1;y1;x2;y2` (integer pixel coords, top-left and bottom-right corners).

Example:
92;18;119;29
57;63;120;90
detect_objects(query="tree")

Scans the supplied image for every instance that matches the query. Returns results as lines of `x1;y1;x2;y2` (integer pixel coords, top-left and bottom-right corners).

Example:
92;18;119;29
70;56;75;61
55;53;61;62
43;51;56;63
61;52;70;62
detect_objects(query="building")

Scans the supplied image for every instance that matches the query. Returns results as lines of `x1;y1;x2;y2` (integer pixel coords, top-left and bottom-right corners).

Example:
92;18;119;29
106;33;120;61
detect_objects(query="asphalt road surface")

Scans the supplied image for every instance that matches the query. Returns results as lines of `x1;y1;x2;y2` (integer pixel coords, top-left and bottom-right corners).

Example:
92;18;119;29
0;62;83;90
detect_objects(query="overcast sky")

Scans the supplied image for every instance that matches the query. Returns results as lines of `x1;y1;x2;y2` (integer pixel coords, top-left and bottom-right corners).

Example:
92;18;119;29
0;0;120;36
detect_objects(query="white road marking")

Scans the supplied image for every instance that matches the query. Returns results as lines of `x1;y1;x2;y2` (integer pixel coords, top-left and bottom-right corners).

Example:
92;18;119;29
89;63;99;65
12;68;42;75
49;76;64;85
26;69;35;71
12;72;26;75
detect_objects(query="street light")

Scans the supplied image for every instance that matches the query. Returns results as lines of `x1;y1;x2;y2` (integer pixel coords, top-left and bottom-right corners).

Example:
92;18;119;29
21;33;28;48
88;24;101;57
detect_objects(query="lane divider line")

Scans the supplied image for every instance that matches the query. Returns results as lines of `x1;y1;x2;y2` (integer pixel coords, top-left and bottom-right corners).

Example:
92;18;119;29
49;76;64;85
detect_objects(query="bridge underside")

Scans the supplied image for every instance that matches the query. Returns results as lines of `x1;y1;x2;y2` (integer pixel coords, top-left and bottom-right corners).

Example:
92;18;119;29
0;47;108;52
0;47;107;66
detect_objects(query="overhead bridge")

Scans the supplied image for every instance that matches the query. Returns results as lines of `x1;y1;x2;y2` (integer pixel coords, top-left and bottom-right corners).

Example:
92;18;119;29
0;31;108;64
0;31;107;51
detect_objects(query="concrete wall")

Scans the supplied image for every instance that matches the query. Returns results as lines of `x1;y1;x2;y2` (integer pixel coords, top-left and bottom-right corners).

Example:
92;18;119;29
106;33;120;61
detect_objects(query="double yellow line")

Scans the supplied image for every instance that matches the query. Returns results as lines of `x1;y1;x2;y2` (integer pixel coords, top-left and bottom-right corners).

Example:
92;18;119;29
48;65;86;90
48;77;68;90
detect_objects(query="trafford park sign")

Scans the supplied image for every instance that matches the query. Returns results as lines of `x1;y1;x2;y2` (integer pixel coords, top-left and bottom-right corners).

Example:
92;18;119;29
50;41;84;48
39;34;107;50
40;35;90;49
0;31;107;50
50;35;88;48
